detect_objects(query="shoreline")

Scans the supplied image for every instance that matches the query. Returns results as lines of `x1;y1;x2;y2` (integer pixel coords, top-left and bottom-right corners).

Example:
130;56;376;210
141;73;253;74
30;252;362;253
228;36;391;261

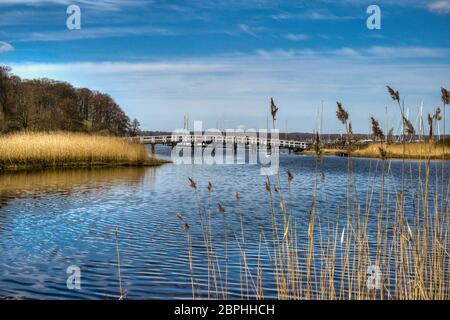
300;141;450;161
300;149;450;161
0;159;170;173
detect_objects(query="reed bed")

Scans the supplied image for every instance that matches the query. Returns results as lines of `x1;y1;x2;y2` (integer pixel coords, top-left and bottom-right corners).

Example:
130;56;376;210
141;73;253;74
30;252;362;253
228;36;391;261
305;142;450;160
176;89;449;300
0;132;166;171
352;142;448;160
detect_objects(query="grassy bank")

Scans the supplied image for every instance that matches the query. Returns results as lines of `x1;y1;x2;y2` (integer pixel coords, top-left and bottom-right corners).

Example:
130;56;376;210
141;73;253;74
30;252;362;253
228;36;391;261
0;132;168;172
303;141;450;160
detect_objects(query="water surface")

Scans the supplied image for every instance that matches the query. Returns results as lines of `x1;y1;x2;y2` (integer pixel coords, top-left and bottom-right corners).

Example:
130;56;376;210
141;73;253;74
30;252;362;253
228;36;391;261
0;146;447;299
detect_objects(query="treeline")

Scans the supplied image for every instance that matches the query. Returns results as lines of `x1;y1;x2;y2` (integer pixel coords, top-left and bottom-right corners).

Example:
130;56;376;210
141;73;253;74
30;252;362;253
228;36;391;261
0;66;140;136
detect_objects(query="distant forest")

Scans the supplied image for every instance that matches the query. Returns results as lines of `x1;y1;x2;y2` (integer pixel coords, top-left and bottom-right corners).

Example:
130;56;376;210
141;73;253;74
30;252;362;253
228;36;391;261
0;66;140;136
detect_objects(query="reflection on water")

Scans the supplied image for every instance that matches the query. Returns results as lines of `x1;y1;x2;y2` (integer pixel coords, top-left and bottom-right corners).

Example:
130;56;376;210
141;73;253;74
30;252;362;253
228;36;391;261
0;146;448;299
1;166;150;190
0;167;153;210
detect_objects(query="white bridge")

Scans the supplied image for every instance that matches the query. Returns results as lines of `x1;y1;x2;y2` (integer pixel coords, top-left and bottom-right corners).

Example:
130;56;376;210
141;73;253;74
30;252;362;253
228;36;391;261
129;135;311;150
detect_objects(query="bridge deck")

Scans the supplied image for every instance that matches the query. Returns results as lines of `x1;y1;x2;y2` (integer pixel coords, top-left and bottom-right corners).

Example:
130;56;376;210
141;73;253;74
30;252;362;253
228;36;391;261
129;135;311;149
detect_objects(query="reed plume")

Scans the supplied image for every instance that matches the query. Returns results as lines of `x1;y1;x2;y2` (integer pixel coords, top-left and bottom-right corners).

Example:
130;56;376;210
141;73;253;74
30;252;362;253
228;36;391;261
387;86;407;139
336;102;353;150
378;147;387;160
270;98;279;127
336;102;349;124
387;85;400;103
402;116;415;136
441;87;450;105
434;107;442;121
370;116;384;141
188;177;197;189
287;170;294;182
176;213;190;231
217;203;225;213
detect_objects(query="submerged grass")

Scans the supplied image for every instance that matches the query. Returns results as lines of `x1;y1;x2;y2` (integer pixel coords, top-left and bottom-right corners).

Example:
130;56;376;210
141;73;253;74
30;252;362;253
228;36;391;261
0;132;168;171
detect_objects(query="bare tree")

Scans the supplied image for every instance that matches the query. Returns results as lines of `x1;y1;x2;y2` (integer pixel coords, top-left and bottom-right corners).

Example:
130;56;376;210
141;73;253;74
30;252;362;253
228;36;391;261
0;65;133;136
130;118;141;136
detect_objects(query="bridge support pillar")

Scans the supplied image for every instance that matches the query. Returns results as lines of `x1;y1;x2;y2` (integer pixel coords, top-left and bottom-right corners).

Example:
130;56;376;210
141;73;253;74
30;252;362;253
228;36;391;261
150;144;156;154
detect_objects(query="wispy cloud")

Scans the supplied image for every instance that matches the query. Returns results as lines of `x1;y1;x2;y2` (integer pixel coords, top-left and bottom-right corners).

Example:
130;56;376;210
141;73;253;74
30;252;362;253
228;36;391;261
323;0;450;15
427;0;450;14
0;0;148;11
8;46;449;131
238;24;263;38
366;46;450;58
332;47;359;57
283;33;310;41
272;10;358;21
13;26;172;42
10;61;230;75
256;46;450;59
0;41;14;53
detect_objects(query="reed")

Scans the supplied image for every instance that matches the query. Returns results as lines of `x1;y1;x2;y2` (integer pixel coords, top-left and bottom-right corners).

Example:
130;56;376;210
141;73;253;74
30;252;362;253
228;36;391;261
114;227;126;300
0;132;167;171
176;92;449;300
351;141;450;160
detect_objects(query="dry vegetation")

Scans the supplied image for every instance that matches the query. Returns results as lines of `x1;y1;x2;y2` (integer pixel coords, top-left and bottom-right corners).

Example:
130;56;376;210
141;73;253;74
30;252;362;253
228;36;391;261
175;88;450;300
312;141;450;160
0;132;167;171
179;162;449;300
352;141;450;159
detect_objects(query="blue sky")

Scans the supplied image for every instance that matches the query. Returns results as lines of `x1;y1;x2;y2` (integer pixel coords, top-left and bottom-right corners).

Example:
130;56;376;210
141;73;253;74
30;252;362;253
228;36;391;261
0;0;449;133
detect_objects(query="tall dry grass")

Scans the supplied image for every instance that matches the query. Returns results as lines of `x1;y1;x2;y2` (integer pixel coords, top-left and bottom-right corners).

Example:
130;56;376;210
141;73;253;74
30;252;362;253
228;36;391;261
352;142;450;160
176;92;449;300
0;132;165;171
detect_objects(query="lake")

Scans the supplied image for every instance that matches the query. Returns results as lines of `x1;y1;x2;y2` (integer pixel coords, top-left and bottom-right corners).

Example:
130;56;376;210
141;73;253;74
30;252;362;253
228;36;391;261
0;146;447;299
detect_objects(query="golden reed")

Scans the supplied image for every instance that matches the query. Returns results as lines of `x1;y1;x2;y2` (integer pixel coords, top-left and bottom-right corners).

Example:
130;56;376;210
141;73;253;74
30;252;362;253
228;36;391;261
0;131;166;170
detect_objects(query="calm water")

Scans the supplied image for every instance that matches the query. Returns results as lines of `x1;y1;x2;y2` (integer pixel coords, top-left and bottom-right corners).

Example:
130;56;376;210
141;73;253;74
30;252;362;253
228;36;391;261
0;146;447;299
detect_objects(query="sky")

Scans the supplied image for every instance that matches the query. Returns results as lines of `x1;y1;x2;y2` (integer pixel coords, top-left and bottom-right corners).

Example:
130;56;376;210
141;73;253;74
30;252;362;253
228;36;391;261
0;0;449;133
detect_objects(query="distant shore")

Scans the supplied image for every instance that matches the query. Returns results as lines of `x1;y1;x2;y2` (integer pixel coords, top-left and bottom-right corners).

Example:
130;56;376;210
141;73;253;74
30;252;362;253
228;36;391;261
0;132;169;172
302;141;450;160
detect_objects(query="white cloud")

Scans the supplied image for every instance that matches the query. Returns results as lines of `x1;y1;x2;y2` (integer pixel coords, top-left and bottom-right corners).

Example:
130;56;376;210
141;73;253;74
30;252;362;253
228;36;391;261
238;24;263;38
257;46;450;59
427;0;450;13
283;33;310;41
0;0;147;11
10;61;230;75
272;11;358;21
366;46;450;58
0;41;14;53
14;26;171;42
6;46;450;132
332;47;360;57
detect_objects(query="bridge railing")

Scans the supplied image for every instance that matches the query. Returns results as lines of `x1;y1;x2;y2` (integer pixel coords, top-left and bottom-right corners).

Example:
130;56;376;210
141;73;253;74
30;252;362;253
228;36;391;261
128;135;311;149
